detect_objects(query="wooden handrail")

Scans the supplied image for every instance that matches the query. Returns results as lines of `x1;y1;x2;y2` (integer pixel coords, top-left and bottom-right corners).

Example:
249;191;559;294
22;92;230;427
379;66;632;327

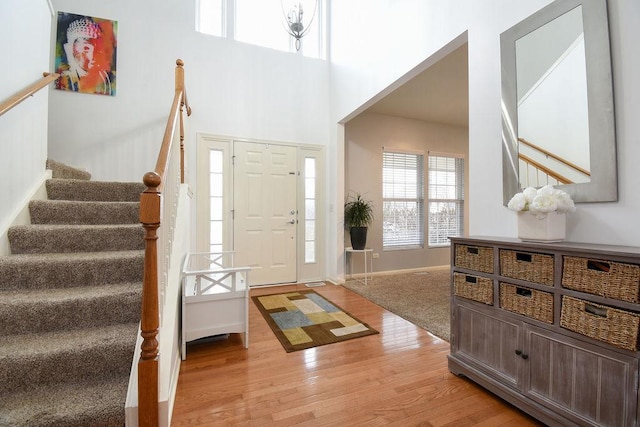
138;59;190;426
519;153;572;184
518;137;590;178
0;72;60;117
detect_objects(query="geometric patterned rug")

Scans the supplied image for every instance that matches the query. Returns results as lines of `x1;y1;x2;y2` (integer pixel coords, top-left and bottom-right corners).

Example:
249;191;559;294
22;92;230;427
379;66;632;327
252;290;379;352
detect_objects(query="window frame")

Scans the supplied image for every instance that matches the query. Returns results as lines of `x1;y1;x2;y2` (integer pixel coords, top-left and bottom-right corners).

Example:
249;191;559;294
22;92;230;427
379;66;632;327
382;150;425;251
427;152;465;248
196;0;326;59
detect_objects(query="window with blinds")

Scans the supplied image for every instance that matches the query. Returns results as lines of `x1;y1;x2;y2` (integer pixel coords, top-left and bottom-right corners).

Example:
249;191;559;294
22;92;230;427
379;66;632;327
428;154;464;246
382;152;424;249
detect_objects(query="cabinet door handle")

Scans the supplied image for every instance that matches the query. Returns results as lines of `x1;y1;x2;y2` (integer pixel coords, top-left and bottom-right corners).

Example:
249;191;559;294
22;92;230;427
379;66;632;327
515;349;522;356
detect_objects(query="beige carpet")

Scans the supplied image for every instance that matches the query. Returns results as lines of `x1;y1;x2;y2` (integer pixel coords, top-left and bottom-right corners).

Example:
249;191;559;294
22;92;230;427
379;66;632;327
342;268;451;342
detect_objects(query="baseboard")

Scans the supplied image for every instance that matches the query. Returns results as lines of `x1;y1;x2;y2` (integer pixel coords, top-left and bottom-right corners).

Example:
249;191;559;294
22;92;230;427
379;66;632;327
373;265;450;275
124;325;142;427
325;276;342;285
346;265;449;280
164;351;182;427
0;169;51;256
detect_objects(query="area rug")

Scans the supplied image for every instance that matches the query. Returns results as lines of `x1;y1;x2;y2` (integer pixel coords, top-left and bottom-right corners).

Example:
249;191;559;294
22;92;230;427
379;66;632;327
342;268;451;342
252;290;379;352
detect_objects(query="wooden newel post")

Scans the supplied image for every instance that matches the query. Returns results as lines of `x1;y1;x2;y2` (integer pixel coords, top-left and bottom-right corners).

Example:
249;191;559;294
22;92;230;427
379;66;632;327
138;171;162;427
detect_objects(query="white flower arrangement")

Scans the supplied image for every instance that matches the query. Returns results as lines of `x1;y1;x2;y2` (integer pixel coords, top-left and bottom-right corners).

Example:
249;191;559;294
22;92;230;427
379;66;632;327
507;185;576;219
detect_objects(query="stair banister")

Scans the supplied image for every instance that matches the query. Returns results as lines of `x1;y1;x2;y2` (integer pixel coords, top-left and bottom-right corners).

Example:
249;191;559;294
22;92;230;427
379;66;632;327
0;72;59;116
138;59;191;427
517;137;590;187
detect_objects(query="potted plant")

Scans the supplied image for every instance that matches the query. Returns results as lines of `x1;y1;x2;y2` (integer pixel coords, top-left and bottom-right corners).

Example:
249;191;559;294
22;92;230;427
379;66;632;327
344;192;374;250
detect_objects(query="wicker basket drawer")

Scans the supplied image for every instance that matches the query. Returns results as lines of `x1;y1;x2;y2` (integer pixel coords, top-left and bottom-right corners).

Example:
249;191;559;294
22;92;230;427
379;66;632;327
454;244;494;273
560;296;640;351
499;249;554;286
562;256;640;303
499;283;553;324
454;272;493;305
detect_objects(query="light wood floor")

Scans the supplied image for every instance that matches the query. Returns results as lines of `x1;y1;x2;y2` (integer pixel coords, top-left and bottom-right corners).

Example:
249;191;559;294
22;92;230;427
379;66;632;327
172;284;544;426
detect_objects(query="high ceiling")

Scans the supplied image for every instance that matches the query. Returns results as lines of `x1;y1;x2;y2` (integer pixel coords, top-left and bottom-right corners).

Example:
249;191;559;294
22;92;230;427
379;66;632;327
365;44;469;127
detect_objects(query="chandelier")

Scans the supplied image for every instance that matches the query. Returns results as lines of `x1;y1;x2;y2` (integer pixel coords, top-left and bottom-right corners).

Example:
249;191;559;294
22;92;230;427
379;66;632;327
281;0;318;51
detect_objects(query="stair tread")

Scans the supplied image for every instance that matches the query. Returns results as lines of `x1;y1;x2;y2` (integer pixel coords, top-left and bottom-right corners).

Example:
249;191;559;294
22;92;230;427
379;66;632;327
11;223;142;230
8;225;144;254
47;179;144;187
0;250;144;292
46;179;146;202
0;281;142;305
0;249;144;263
0;322;139;358
46;159;92;181
29;199;140;225
0;376;129;427
33;199;139;205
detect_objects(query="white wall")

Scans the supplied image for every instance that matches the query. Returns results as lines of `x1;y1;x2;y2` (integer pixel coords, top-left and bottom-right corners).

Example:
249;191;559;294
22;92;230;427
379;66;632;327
0;0;53;248
48;0;330;184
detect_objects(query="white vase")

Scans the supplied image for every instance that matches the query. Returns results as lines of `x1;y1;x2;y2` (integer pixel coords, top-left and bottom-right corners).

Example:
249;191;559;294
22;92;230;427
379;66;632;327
517;211;566;242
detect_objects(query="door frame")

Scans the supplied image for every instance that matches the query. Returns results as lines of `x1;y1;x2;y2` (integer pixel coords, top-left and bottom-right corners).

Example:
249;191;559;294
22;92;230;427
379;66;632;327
196;133;325;284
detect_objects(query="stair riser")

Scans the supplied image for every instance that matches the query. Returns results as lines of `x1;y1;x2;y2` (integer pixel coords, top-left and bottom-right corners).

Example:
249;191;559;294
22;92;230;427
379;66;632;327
0;289;141;336
0;339;136;395
8;226;145;254
47;180;146;202
0;253;144;291
46;159;92;180
30;200;140;225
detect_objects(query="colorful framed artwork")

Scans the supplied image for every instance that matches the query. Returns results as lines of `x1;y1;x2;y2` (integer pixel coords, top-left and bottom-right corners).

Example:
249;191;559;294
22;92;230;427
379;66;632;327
55;12;117;96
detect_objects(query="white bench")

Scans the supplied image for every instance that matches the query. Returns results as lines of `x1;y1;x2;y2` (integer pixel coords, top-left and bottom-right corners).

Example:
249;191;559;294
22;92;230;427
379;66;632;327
181;252;250;360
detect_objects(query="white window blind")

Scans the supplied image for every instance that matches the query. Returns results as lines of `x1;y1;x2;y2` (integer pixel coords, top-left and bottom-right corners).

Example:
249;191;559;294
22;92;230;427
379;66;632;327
382;152;424;249
428;155;464;246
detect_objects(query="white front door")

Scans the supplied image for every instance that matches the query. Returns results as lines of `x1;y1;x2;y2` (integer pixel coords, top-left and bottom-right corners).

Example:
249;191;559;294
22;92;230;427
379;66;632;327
233;141;298;285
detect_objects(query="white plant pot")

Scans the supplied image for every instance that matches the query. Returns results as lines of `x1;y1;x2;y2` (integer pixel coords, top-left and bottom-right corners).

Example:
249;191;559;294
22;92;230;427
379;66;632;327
517;211;566;242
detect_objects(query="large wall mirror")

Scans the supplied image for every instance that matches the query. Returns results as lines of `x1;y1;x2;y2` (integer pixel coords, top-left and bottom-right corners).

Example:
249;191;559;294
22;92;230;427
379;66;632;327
501;0;616;204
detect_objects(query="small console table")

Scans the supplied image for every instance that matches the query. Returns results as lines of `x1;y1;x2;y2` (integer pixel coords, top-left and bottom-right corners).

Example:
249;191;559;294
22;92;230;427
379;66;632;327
181;252;250;360
345;247;373;285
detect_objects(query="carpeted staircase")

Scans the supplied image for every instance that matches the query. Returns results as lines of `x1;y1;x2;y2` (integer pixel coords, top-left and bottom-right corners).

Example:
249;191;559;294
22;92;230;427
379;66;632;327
0;160;146;426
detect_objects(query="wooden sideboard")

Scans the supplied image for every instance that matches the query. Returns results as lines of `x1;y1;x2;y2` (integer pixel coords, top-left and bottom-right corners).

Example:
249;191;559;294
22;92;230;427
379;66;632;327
448;236;640;427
